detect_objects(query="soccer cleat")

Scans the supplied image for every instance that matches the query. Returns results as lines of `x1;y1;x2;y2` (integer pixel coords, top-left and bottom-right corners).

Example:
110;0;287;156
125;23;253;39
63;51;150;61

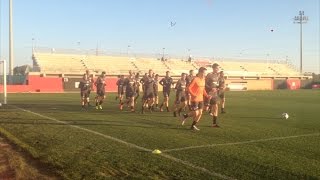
119;104;123;110
95;106;99;110
191;125;200;131
99;105;103;110
173;111;177;117
159;108;163;112
221;110;226;114
209;112;213;116
211;124;220;128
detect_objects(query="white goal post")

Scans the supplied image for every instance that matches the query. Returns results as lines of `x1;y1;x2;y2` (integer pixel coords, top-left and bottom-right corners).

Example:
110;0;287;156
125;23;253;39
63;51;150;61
0;60;7;105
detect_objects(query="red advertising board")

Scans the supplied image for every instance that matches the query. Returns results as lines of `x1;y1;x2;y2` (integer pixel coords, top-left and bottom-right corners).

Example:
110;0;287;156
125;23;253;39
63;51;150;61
286;79;301;90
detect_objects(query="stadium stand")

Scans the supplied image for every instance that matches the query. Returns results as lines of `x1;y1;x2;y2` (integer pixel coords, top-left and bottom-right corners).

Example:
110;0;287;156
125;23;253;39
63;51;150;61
132;58;170;75
164;59;198;75
33;53;86;73
32;52;304;78
83;55;137;75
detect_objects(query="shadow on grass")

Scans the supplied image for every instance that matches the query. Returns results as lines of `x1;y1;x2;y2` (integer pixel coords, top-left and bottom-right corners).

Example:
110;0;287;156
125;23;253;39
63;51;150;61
237;116;281;120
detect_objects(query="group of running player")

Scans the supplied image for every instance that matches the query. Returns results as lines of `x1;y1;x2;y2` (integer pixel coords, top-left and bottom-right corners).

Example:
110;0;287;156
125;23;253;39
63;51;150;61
79;63;226;131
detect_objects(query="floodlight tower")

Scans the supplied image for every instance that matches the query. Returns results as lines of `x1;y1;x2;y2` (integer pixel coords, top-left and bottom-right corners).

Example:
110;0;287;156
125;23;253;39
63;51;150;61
294;11;308;74
9;0;14;75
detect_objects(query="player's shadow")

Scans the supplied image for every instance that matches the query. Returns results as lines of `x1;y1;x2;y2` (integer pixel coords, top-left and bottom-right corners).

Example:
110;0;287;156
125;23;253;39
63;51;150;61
237;116;280;120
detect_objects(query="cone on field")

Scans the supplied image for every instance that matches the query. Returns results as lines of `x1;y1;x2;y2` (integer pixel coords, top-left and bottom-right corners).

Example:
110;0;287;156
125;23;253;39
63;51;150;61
152;149;162;154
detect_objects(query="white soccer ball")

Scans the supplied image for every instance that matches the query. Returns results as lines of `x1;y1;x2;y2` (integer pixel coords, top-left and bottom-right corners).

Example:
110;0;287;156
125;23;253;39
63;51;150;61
282;113;289;119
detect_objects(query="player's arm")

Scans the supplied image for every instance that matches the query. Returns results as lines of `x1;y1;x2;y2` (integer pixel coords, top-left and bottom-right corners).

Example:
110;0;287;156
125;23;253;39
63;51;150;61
205;74;211;90
187;78;197;97
159;78;164;86
175;80;181;90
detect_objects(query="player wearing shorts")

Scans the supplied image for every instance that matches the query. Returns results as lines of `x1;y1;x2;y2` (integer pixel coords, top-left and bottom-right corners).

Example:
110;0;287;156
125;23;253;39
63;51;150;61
116;75;125;105
79;73;91;109
85;70;94;106
186;69;195;110
159;71;173;112
134;73;141;104
181;67;211;131
94;71;107;110
205;63;220;127
121;73;136;112
153;74;160;109
218;71;226;114
173;73;187;117
141;69;155;114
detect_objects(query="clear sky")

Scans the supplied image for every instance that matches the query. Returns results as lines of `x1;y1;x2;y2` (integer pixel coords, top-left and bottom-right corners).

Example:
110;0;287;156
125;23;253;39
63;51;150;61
0;0;319;73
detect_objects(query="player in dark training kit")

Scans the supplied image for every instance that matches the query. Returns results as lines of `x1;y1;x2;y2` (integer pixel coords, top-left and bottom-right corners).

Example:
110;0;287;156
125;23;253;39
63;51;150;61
121;72;136;112
141;69;156;114
153;74;160;109
218;71;226;114
85;70;94;106
159;71;173;112
186;69;195;110
205;63;220;127
173;73;187;117
116;75;125;105
79;73;91;109
94;71;107;110
134;73;141;104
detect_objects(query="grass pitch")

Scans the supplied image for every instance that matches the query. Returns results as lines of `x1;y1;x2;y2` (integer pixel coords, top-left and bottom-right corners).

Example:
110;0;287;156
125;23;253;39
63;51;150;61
0;90;319;179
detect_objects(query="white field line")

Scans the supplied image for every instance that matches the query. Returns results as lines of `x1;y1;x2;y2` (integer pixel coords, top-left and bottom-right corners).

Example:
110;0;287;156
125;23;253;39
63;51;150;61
162;133;320;153
13;106;234;180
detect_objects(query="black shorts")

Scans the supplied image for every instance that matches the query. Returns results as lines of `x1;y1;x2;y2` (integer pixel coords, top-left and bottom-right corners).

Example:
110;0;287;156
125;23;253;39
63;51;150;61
97;89;105;97
190;101;204;111
144;91;154;100
81;91;89;98
204;95;219;106
163;90;170;97
175;92;186;104
126;91;135;98
219;92;225;99
118;87;124;95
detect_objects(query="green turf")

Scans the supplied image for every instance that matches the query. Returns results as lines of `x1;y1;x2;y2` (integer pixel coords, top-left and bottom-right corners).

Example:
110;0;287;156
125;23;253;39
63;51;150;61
0;90;319;179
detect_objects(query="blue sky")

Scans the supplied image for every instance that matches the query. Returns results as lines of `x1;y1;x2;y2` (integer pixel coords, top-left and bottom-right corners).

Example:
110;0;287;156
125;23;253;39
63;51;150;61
0;0;319;73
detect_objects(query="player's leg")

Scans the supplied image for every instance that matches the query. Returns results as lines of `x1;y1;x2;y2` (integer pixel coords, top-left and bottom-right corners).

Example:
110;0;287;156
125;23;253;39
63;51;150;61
181;101;198;125
134;90;140;104
87;90;91;106
159;92;166;112
191;102;204;130
130;96;135;112
141;93;148;114
95;93;100;109
220;93;226;113
81;91;86;109
173;93;180;117
155;94;159;108
210;97;219;127
177;97;187;117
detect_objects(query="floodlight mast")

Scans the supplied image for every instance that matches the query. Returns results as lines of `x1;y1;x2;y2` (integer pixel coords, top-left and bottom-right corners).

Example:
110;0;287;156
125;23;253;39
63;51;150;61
9;0;14;75
293;11;308;74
